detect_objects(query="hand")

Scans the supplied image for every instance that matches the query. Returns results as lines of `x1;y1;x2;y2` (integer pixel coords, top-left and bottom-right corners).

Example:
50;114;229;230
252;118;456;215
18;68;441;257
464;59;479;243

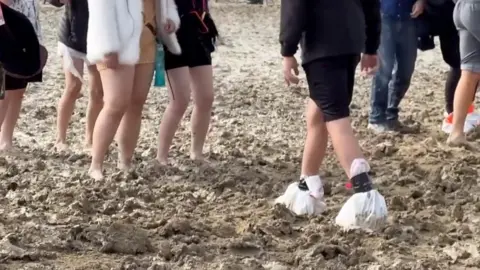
283;56;300;86
164;19;176;34
103;53;119;69
411;0;425;18
360;54;378;76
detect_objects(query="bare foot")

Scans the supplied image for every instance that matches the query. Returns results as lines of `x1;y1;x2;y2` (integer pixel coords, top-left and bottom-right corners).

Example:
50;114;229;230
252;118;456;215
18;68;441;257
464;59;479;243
55;142;69;152
447;134;475;150
83;141;92;151
190;151;204;161
88;166;104;181
156;155;168;166
0;142;13;152
190;152;211;166
117;161;132;172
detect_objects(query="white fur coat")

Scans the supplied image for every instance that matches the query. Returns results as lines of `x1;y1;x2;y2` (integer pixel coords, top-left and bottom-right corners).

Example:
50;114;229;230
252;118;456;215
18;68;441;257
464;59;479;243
156;0;181;54
86;0;181;66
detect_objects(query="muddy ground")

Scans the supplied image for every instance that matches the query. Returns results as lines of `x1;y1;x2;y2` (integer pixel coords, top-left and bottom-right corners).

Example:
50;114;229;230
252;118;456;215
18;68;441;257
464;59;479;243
1;2;480;270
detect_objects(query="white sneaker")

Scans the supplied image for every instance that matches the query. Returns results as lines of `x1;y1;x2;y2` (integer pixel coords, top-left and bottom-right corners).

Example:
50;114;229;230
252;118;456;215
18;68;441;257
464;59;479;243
367;123;389;133
441;113;478;134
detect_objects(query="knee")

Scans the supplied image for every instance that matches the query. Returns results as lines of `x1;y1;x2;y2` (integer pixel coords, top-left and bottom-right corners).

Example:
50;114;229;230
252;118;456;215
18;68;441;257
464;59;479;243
129;95;148;112
375;65;393;84
89;88;103;104
306;104;327;130
169;94;190;114
64;80;82;100
104;98;129;117
461;69;480;80
314;100;349;123
89;81;103;102
194;92;214;111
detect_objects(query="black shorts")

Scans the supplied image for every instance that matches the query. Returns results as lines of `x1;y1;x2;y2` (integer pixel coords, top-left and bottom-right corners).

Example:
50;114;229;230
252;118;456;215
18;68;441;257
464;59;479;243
164;39;212;70
303;54;360;122
164;22;213;70
5;72;43;91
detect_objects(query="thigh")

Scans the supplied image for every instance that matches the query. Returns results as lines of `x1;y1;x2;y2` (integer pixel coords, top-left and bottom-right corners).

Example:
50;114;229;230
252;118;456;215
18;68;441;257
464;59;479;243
65;59;84;90
5;75;27;91
395;20;417;78
439;31;461;68
189;65;213;101
346;55;360;105
458;29;480;72
98;65;135;106
165;67;191;101
303;55;355;122
457;2;480;72
63;56;85;78
185;39;212;68
377;19;396;74
165;48;188;71
131;63;155;105
87;64;103;91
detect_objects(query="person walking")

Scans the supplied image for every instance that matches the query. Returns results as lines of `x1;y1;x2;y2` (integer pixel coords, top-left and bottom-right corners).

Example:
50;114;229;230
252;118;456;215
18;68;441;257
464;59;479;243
276;0;388;230
447;0;480;146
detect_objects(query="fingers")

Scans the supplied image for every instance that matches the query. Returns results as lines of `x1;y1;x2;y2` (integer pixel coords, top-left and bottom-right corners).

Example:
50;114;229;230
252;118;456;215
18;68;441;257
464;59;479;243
293;66;299;76
283;70;299;85
284;73;299;85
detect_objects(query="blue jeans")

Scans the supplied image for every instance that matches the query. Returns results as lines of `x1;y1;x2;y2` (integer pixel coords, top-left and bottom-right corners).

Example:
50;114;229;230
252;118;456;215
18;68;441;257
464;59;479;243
369;16;417;124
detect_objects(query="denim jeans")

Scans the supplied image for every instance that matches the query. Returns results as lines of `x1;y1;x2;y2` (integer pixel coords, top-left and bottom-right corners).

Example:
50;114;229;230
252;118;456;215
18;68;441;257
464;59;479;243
369;16;417;124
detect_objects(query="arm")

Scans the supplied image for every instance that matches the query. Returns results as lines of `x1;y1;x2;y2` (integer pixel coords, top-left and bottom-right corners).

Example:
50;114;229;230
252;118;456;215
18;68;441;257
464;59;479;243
361;0;381;54
279;0;307;57
86;0;121;64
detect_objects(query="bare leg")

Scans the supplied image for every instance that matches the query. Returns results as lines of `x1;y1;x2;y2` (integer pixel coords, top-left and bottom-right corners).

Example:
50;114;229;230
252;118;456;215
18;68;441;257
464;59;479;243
156;67;191;164
56;58;84;150
89;65;135;180
301;99;329;176
0;99;10;132
326;117;364;178
85;65;104;149
189;65;214;160
117;63;154;170
0;89;25;151
448;70;480;146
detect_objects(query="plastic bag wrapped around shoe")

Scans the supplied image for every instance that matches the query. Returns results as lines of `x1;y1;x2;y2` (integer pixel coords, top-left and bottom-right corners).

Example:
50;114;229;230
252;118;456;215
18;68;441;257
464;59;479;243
335;159;387;231
275;175;326;216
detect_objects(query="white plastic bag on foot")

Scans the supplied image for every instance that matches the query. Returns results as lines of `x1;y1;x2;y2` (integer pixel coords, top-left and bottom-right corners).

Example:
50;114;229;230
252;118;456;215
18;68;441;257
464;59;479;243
275;175;326;216
335;159;388;231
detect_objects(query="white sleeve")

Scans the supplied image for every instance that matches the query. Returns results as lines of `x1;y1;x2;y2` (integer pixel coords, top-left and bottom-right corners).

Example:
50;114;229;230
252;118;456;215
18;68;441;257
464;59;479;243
166;0;181;31
86;0;121;64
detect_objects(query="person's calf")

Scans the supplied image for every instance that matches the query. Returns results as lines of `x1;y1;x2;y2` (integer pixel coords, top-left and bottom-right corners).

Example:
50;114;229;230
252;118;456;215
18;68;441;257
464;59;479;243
301;100;328;176
0;89;25;151
325;117;364;178
190;95;214;160
451;71;480;137
56;81;82;147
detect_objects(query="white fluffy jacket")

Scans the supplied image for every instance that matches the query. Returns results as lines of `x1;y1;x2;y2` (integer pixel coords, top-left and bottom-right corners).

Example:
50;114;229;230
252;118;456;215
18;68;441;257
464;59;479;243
156;0;181;55
86;0;181;66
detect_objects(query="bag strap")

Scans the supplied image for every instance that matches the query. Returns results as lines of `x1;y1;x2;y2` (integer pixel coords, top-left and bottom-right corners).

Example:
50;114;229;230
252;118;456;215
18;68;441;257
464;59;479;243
192;0;207;12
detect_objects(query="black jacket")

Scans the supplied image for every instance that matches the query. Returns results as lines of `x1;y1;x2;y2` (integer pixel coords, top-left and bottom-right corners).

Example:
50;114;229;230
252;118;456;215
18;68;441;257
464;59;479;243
57;0;89;54
416;0;457;51
0;2;45;77
279;0;381;64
